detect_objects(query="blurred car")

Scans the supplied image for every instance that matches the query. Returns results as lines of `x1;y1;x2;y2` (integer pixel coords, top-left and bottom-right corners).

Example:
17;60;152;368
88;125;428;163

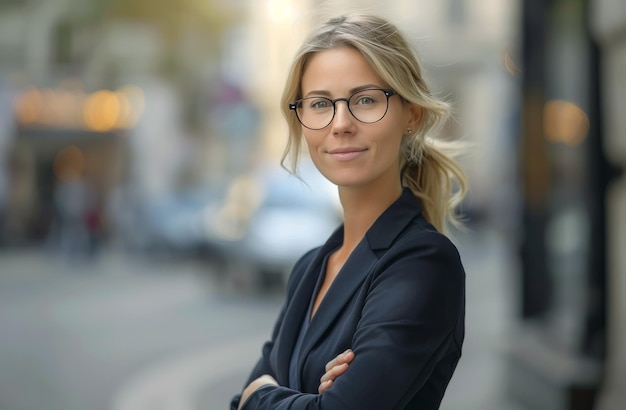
124;185;226;257
205;163;341;288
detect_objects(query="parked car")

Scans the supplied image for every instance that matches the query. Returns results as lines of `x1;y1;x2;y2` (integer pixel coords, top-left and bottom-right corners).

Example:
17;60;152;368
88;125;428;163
206;163;341;288
123;185;226;257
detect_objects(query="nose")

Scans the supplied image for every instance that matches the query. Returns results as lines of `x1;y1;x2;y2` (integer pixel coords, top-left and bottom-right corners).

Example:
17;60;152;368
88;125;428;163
330;99;355;132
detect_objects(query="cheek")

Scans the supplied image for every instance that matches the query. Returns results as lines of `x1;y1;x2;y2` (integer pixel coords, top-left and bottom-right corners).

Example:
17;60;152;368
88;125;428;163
376;129;405;165
302;131;321;153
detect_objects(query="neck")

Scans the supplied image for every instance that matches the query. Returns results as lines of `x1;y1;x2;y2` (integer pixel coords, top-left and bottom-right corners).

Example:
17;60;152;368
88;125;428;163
337;182;403;252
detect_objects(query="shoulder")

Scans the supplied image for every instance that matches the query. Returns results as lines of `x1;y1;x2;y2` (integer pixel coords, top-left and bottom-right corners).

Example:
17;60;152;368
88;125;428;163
369;215;465;301
361;216;465;336
291;246;319;273
389;215;463;267
284;246;320;294
284;225;343;293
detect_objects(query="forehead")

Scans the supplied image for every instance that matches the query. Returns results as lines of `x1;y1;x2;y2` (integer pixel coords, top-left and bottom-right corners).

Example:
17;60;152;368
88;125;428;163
301;46;385;94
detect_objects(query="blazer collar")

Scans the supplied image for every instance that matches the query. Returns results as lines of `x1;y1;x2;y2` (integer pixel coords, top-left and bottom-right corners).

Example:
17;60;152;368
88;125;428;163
366;187;424;250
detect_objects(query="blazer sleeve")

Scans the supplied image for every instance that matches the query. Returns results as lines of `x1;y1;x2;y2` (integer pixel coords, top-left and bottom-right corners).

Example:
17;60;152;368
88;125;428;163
230;248;319;410
239;231;465;410
230;304;286;410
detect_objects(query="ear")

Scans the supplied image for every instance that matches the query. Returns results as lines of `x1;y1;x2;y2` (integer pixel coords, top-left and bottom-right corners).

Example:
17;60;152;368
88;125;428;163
407;104;422;132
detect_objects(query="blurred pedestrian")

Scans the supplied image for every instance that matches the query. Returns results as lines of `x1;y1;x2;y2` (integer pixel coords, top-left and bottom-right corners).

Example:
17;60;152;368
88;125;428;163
50;175;92;259
232;13;469;410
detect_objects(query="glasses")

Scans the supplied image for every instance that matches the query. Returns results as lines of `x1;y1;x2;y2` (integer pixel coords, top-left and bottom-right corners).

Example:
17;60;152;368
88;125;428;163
289;88;398;130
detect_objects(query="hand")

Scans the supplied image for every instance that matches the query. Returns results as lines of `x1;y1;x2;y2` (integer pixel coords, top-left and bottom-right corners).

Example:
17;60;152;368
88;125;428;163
318;349;354;393
238;374;278;410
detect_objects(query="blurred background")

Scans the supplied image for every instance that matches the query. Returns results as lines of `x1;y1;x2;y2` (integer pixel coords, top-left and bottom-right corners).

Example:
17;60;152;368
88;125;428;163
0;0;624;409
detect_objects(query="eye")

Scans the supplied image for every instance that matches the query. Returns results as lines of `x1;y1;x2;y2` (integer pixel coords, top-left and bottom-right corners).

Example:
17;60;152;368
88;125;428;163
308;98;332;110
354;96;375;105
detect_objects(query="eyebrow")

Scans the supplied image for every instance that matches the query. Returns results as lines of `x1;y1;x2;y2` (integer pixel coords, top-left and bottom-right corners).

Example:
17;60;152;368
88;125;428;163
303;84;386;98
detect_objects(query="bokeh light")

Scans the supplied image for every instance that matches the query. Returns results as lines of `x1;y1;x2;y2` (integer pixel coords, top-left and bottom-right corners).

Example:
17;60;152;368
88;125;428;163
544;99;589;146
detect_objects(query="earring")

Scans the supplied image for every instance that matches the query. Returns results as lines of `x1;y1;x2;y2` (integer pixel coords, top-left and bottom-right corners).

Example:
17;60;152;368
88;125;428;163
406;127;412;134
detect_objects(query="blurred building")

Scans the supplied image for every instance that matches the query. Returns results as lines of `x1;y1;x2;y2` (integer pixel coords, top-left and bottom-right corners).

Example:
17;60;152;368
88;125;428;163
511;0;625;409
591;2;626;410
0;0;135;243
0;0;244;246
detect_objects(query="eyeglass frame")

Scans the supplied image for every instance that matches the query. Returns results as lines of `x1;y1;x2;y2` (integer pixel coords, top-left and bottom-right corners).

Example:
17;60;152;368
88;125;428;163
288;88;398;130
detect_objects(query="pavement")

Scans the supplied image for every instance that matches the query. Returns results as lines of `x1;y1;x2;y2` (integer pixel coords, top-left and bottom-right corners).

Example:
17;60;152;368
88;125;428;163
0;245;283;410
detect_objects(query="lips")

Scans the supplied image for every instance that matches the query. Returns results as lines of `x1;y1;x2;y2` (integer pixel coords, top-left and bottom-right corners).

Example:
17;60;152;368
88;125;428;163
327;147;367;161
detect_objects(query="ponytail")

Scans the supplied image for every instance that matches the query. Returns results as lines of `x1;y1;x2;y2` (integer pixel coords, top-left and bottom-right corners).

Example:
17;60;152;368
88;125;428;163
401;137;468;234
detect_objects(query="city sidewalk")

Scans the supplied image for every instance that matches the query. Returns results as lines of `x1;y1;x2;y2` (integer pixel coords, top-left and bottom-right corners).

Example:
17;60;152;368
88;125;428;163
0;245;282;410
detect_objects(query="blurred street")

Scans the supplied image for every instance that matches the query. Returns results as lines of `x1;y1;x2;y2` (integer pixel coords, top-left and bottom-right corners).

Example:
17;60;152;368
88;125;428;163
0;245;282;410
0;222;523;410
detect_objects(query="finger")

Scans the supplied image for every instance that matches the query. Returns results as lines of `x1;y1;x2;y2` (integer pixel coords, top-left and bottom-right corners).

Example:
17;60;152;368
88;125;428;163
257;374;278;386
320;362;349;384
318;379;333;394
325;349;354;372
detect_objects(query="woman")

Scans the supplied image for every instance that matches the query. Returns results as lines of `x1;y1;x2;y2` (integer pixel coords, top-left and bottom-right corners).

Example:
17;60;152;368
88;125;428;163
231;13;468;410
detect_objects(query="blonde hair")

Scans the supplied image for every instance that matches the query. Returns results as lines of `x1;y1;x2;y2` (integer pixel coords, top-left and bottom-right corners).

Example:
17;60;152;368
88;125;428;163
280;14;468;233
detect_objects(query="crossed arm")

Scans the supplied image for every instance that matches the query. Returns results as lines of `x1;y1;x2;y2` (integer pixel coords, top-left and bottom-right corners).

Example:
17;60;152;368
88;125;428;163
238;349;355;409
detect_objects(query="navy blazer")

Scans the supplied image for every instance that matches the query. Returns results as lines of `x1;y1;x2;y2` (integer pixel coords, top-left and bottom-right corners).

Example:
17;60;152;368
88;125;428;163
231;188;465;409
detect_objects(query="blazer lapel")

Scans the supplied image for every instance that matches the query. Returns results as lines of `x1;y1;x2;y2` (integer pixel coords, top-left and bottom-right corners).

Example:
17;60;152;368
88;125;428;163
273;230;343;384
299;241;377;361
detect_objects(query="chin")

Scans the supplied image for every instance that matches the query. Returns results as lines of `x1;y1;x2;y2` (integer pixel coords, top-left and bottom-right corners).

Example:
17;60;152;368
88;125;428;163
324;174;370;188
314;164;375;188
